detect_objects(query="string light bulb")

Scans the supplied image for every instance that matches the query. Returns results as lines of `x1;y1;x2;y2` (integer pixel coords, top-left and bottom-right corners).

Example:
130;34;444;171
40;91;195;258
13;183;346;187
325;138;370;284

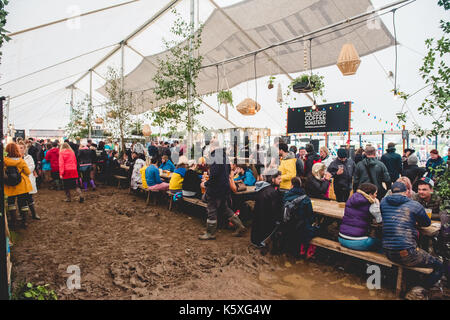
393;89;399;100
312;100;317;111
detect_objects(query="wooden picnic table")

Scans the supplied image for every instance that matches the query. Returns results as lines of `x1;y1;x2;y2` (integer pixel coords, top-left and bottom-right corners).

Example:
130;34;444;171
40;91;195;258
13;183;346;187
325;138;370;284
120;164;130;170
311;198;441;237
234;185;256;195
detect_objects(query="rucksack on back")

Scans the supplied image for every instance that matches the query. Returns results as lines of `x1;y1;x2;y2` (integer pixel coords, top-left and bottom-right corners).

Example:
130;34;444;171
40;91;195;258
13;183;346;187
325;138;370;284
5;166;22;186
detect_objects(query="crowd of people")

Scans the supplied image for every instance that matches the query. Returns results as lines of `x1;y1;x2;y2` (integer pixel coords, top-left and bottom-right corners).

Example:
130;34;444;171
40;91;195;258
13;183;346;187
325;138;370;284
3;135;449;299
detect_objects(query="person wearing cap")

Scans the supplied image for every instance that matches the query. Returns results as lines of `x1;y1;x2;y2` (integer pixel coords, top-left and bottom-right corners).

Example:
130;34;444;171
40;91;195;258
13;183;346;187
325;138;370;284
353;146;391;200
327;148;355;202
402;148;415;172
251;169;283;248
412;177;444;221
381;181;445;298
425;149;445;181
381;142;403;182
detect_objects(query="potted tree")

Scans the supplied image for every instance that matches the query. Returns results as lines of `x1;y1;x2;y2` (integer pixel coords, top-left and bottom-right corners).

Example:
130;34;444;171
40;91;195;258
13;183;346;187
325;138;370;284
291;73;325;97
267;76;276;89
217;90;233;105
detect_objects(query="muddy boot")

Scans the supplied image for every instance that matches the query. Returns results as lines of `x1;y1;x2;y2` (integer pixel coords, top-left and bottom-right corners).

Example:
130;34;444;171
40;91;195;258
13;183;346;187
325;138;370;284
229;215;246;237
19;208;28;229
7;208;18;231
29;204;40;220
90;180;96;191
83;182;88;191
199;221;217;240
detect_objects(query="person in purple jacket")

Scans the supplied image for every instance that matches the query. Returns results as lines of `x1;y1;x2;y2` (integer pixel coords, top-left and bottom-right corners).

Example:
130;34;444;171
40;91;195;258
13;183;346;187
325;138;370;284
338;183;382;251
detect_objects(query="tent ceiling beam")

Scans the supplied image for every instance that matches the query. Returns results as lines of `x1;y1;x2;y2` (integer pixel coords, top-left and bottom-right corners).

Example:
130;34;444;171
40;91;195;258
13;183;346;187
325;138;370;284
68;0;182;88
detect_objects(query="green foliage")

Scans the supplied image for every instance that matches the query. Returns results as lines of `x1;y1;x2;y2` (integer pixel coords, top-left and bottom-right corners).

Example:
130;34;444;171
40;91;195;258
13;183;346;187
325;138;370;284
435;167;450;210
290;73;325;98
129;120;143;136
401;1;449;138
0;0;10;56
217;90;233;105
12;282;58;300
268;76;276;88
152;9;204;133
65;96;92;139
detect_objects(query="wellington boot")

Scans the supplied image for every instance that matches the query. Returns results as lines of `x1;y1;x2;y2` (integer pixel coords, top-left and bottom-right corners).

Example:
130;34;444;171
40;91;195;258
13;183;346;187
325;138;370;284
229;215;246;237
29;204;41;220
199;222;217;240
7;210;18;231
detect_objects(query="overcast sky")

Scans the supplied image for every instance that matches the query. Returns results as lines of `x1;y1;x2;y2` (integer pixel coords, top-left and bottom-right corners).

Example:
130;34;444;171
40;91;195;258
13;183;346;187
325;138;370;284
0;0;447;137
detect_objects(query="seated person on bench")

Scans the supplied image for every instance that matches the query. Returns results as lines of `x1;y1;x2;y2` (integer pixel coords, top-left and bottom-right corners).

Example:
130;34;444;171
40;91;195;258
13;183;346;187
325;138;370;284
159;155;175;172
338;183;382;251
305;163;332;200
234;164;256;186
182;160;202;198
381;181;445;297
145;156;169;192
169;156;188;194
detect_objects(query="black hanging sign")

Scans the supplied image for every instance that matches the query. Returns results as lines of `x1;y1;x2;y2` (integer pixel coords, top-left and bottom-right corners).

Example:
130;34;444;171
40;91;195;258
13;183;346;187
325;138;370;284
287;101;351;134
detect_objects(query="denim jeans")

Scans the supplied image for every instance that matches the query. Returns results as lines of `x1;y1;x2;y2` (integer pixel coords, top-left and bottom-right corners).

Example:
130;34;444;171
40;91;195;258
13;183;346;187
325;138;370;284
384;247;444;289
338;237;381;252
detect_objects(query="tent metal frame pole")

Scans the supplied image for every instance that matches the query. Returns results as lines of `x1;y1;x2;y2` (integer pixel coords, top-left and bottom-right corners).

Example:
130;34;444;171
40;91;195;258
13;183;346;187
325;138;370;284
69;0;182;88
5;96;10;136
89;70;93;139
187;0;195;159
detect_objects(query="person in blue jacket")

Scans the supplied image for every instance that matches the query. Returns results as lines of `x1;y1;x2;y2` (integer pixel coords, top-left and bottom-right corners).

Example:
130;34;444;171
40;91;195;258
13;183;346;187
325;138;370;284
159;155;175;172
145;157;169;191
234;164;256;186
381;181;445;298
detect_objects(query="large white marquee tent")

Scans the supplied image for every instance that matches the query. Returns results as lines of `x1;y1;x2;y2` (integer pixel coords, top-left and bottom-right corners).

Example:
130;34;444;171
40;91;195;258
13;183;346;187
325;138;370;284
0;0;446;137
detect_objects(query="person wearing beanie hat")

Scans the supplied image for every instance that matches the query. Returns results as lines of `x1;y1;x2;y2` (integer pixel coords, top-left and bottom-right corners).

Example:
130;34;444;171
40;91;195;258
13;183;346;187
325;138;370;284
304;143;321;178
327;148;355;202
381;181;445;297
402;154;426;192
381;142;402;182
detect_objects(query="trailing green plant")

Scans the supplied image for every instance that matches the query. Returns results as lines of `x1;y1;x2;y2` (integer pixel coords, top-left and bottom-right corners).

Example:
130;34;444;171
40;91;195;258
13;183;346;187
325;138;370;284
399;0;449;138
267;76;276;89
65;96;92;139
12;282;58;300
290;73;325;97
152;9;205;134
434;167;450;210
0;0;10;56
217;90;233;105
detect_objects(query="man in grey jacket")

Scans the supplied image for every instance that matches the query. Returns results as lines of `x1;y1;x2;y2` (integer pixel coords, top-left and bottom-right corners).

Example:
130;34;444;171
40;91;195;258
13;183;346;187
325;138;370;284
353;146;391;200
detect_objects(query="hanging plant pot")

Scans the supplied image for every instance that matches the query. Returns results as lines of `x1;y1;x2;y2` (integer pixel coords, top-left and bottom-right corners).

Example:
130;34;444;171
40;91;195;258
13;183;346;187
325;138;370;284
80;121;87;127
337;43;361;76
107;111;118;119
267;76;276;90
268;83;274;90
142;124;152;137
291;74;325;97
236;98;261;116
217;90;233;105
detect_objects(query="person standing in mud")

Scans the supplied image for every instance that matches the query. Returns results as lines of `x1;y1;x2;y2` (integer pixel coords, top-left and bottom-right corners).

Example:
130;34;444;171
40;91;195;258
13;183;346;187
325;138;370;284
199;139;246;240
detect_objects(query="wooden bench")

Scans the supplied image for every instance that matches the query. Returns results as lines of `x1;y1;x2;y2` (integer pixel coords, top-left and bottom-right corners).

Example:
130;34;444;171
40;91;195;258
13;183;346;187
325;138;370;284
167;191;207;211
113;175;128;189
138;186;163;206
310;237;433;297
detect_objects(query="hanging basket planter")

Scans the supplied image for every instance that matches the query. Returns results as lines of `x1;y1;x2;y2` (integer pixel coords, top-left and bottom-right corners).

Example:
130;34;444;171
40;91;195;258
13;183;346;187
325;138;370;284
267;76;276;90
217;90;233;105
107;111;118;119
236;98;261;116
337;43;361;76
291;74;325;97
142;124;152;137
80;120;87;127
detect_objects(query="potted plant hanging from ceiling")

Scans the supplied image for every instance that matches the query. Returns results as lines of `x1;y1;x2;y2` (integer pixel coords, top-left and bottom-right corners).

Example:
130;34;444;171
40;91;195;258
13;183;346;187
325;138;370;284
267;76;276;89
291;73;325;97
217;90;233;105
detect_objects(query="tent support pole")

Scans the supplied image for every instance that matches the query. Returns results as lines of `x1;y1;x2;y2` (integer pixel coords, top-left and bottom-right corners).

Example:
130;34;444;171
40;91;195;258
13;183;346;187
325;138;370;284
0;96;8;300
89;70;93;139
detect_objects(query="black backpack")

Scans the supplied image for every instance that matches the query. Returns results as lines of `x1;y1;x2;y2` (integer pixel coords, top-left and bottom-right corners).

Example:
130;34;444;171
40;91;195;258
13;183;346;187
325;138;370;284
5;166;22;186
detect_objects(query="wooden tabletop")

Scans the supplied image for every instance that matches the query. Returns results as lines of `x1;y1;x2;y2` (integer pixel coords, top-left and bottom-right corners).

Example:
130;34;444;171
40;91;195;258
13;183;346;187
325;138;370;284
234;185;257;195
311;198;441;236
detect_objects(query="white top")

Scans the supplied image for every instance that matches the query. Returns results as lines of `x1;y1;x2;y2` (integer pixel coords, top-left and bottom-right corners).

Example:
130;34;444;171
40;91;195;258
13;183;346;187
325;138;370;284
24;154;37;194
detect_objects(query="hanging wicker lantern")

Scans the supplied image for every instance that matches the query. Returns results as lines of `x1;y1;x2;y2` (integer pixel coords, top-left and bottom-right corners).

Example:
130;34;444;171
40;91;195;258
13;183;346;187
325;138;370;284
95;117;104;124
337;43;361;76
80;120;87;127
142;124;152;137
277;83;283;103
236;98;261;116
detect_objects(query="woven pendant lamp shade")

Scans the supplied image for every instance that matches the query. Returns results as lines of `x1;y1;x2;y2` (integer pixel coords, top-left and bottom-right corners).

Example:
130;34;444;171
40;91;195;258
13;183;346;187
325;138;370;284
236;98;261;116
337;43;361;76
142;124;152;137
94;117;104;124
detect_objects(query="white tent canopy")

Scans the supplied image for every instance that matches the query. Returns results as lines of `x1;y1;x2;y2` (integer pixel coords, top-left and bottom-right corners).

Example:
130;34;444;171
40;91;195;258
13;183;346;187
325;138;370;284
0;0;446;136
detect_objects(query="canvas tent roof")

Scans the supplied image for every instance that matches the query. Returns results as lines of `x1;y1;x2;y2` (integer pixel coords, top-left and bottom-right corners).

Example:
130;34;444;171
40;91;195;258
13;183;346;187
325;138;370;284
0;0;445;136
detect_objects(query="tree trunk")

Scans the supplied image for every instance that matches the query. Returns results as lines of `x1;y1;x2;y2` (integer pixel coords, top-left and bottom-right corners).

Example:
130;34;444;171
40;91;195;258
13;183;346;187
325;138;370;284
120;122;125;154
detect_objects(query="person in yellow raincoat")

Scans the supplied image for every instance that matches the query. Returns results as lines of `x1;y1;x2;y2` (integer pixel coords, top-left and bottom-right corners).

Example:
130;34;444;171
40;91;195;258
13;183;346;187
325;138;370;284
4;143;32;229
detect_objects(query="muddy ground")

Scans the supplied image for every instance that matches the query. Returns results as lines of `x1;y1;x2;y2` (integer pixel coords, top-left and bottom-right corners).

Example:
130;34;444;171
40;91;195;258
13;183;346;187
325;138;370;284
9;185;449;300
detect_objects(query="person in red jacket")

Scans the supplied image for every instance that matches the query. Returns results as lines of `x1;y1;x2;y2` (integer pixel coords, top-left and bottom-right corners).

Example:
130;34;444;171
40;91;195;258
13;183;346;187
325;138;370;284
45;141;61;190
59;143;84;203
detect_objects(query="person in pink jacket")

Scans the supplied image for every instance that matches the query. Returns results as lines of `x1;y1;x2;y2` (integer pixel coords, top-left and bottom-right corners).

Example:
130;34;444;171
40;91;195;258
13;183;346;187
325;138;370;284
59;142;84;203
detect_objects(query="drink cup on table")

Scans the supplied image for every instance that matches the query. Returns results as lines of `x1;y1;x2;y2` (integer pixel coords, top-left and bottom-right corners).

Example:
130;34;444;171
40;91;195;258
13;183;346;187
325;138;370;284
425;208;432;219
